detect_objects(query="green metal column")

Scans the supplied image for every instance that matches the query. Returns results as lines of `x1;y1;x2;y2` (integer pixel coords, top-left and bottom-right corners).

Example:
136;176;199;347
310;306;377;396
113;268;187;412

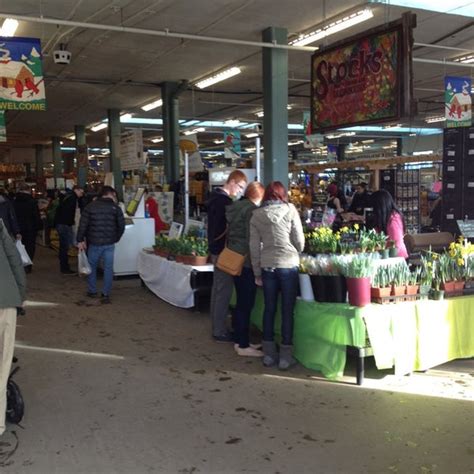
52;136;62;187
35;144;44;188
75;125;87;188
107;109;123;201
161;80;188;183
262;27;288;185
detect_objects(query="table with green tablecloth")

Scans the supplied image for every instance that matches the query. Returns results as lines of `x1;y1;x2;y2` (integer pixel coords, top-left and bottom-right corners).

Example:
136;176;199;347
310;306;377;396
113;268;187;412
247;291;474;383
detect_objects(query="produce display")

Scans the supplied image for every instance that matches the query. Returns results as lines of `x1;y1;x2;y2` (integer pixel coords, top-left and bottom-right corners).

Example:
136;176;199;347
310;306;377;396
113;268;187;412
153;233;209;266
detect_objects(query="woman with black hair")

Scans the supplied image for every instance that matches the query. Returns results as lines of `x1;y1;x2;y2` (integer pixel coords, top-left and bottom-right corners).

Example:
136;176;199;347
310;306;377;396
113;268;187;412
370;189;408;259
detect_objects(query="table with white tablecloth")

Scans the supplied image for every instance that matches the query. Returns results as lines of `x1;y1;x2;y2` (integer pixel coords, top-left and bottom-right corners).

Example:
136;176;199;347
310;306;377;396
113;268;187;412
137;250;213;309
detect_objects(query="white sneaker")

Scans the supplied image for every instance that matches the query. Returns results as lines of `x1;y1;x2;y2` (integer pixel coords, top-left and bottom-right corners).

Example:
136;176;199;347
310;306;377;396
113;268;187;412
235;346;264;357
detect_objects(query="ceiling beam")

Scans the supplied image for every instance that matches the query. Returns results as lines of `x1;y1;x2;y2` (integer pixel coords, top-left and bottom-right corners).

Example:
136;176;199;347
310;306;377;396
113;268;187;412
0;13;316;52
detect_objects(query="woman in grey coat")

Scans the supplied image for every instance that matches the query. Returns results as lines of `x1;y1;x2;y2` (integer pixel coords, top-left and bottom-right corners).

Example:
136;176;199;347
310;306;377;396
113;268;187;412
249;181;304;370
0;219;26;435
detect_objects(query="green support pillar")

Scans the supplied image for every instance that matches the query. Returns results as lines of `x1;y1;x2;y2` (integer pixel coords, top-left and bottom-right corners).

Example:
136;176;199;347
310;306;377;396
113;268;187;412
52;136;62;187
107;109;123;201
35;145;44;190
262;27;288;185
161;80;188;183
75;125;88;188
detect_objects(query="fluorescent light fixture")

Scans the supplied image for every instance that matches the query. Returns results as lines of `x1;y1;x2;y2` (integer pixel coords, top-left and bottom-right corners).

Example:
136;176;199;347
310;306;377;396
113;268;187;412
91;123;108;132
413;150;434;156
214;139;224;144
120;113;133;121
326;131;356;139
288;124;304;130
255;110;264;118
141;99;163;112
245;133;259;138
290;9;373;46
119;118;163;125
361;139;374;144
224;119;240;127
288;140;304;146
151;137;163;143
453;54;474;64
425;116;446;123
340;126;443;136
195;67;241;89
66;134;76;140
0;18;19;37
183;127;205;135
181;120;201;127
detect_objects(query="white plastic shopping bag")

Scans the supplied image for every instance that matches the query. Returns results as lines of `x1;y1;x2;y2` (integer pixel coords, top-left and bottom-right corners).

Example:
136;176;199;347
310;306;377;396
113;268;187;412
16;240;33;266
78;250;92;276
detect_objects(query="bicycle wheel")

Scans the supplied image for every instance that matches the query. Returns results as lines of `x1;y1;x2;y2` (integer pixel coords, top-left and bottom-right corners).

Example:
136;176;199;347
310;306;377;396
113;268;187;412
6;379;24;424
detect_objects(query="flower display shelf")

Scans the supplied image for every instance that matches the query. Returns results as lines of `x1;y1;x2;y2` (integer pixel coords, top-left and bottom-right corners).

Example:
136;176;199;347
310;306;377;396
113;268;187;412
371;294;428;305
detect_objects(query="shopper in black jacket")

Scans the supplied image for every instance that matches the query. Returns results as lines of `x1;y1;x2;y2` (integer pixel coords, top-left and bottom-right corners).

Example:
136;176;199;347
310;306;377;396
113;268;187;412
55;186;84;274
77;186;125;303
14;184;41;272
0;190;20;239
206;170;247;342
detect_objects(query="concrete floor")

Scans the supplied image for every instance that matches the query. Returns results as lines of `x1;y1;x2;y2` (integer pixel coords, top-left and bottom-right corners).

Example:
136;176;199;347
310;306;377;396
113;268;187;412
0;246;472;474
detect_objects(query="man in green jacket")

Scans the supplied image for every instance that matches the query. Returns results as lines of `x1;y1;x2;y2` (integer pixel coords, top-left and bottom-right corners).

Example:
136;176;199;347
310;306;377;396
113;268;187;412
0;219;26;435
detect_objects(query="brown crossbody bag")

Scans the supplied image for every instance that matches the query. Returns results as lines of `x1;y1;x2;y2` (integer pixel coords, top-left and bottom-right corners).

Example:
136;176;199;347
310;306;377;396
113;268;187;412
214;227;246;276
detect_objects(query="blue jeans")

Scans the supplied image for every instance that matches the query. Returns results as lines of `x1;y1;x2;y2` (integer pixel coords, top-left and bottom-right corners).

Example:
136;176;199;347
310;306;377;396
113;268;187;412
56;224;74;272
87;244;115;296
262;267;299;346
233;266;257;348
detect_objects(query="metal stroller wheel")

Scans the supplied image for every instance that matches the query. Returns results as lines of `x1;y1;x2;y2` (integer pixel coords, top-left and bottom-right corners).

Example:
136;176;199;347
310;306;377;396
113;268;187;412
6;379;24;424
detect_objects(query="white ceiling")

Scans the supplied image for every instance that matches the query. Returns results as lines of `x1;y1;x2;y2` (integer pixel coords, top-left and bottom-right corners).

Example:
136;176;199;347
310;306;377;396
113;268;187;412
0;0;473;149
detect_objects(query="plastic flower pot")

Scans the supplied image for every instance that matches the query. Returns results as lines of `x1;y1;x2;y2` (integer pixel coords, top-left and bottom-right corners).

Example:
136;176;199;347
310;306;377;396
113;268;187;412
389;247;398;258
153;248;168;258
405;284;419;296
324;275;347;303
454;281;465;292
441;281;455;292
380;249;390;259
371;286;391;298
310;275;326;302
430;289;445;300
391;285;406;296
299;273;315;301
346;277;371;307
419;284;431;296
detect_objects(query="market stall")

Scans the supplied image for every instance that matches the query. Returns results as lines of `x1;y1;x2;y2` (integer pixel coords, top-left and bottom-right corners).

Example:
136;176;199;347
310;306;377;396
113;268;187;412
248;291;474;384
138;250;213;310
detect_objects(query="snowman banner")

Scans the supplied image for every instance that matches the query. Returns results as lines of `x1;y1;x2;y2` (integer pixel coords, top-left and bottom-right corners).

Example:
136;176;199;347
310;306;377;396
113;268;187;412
445;77;471;128
0;37;46;111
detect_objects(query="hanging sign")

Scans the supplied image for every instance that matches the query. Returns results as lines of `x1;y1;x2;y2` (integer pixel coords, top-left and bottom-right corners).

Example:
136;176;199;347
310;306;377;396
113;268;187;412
0;111;5;142
311;13;416;132
224;130;241;159
0;37;46;111
179;133;203;172
445;77;472;128
120;129;145;171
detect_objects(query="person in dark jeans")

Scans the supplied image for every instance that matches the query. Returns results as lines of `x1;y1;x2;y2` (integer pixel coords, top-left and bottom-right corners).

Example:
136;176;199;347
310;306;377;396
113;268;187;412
249;181;305;370
54;186;84;274
207;169;248;342
225;182;265;357
76;186;125;304
13;184;41;273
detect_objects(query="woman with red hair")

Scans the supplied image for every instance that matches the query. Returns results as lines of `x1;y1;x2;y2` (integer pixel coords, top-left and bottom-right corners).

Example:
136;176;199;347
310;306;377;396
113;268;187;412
249;181;305;370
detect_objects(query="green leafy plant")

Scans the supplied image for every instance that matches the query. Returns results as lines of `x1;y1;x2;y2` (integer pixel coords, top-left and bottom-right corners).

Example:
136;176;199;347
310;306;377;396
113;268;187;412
338;254;376;279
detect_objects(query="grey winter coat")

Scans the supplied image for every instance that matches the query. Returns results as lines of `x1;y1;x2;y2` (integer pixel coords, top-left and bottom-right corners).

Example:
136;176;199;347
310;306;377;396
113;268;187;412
0;219;26;308
249;201;304;278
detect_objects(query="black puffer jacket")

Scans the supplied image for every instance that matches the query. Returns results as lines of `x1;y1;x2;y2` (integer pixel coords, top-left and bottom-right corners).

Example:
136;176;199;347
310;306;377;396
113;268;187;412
0;194;20;236
76;198;125;246
14;192;41;233
54;191;79;226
